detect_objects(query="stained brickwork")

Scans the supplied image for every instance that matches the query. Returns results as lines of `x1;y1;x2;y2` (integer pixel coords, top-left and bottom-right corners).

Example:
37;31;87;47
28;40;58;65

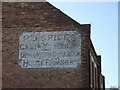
2;2;105;89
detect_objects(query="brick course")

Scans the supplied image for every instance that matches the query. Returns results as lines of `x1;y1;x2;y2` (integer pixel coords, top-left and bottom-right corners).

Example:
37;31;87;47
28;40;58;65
2;2;105;89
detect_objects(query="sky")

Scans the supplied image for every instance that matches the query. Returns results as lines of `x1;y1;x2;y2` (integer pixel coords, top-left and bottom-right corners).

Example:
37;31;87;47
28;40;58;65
48;2;118;88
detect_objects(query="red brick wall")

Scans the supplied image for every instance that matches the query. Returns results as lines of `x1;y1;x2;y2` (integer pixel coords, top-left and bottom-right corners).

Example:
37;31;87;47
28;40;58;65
90;42;105;89
2;2;91;88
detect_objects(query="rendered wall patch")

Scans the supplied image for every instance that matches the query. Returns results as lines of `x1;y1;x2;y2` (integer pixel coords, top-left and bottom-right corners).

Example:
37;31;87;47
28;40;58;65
18;31;81;68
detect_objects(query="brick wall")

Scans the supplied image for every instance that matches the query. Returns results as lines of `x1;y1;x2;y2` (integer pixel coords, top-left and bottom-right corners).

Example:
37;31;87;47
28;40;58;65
90;40;105;89
2;2;91;88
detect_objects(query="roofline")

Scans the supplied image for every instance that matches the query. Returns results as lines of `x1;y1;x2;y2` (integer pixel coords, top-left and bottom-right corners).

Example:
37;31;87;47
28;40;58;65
90;39;101;65
47;2;82;27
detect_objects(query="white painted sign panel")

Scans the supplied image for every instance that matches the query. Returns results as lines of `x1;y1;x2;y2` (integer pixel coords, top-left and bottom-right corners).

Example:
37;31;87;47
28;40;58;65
18;31;81;68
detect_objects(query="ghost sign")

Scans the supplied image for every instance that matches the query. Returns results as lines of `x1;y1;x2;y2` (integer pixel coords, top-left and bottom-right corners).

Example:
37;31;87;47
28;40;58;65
18;31;81;68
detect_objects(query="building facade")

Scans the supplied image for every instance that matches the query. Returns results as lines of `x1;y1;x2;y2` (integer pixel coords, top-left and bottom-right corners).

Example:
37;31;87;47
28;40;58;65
2;2;105;89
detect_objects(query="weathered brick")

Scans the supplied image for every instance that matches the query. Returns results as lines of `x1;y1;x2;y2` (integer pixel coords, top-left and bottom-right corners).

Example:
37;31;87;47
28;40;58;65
2;2;105;89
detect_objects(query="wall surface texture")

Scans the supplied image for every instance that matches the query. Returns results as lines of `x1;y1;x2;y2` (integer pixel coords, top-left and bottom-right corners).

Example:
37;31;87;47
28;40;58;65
2;2;91;88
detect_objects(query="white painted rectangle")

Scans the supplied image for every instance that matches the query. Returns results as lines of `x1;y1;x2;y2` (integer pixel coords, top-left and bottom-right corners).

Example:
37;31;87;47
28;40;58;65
18;31;81;68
